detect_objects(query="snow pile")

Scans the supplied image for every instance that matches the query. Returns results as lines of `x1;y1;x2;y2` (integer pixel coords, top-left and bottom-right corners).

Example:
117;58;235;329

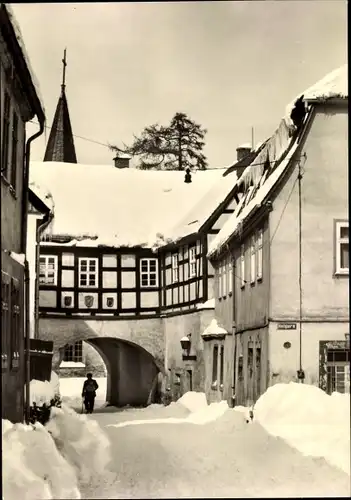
46;404;111;486
187;400;228;424
108;392;229;429
30;372;60;406
2;420;80;500
177;391;208;413
252;382;350;475
30;380;55;406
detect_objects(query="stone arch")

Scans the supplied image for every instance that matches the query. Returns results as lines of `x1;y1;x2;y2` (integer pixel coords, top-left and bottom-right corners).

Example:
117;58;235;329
39;317;165;407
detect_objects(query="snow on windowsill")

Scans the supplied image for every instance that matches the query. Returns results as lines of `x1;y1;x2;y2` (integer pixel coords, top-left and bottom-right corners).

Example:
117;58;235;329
196;298;215;310
60;361;86;369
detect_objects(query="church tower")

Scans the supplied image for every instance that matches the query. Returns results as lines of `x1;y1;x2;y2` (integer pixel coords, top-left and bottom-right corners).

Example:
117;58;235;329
43;49;77;163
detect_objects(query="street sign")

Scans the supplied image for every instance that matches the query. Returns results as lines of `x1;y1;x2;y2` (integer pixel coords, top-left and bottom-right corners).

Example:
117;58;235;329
277;323;297;330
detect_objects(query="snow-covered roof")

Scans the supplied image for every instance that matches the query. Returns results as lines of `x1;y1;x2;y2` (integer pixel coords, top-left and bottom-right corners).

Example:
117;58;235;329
285;64;347;121
201;318;228;338
165;169;238;243
2;4;45;114
207;65;347;259
30;161;223;249
29;181;54;212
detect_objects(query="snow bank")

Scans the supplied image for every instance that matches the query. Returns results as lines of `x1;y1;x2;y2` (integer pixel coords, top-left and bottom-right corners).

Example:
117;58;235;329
3;375;111;500
108;391;229;429
2;420;80;500
30;371;60;405
253;382;350;475
46;404;111;486
177;391;208;413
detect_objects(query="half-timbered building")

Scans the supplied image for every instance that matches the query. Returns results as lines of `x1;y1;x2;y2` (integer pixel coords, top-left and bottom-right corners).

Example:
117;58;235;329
208;65;349;406
1;3;45;422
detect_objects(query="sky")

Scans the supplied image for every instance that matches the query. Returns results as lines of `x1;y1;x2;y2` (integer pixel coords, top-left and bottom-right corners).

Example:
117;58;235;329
12;1;347;168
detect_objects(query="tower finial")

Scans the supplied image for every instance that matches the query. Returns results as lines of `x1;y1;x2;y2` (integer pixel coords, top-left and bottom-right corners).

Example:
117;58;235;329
61;48;67;90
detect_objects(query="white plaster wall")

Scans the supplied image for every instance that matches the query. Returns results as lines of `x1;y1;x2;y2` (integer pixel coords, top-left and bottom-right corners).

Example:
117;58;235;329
268;320;349;386
26;214;41;338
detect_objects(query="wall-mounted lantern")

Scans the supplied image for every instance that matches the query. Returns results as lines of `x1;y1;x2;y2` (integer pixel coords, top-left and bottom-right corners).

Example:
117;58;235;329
180;334;197;361
180;334;191;356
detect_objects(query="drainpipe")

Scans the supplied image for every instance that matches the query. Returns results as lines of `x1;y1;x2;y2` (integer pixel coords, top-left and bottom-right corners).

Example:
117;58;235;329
23;118;45;424
34;211;54;339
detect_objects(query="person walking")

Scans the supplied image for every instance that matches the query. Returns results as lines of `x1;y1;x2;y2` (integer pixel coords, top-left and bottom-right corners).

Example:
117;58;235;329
82;373;99;414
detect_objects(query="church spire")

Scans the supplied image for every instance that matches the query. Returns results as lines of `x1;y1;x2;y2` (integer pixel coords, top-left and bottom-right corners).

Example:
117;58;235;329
43;49;78;163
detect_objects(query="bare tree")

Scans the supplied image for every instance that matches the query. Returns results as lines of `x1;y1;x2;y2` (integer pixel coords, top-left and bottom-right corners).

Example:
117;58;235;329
110;112;208;170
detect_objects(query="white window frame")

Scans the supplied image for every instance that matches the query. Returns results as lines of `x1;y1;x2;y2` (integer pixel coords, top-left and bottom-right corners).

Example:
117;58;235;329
172;254;179;283
240;245;245;288
140;258;158;288
39;255;58;285
79;257;98;288
189;247;197;278
335;221;349;275
218;263;223;298
228;258;233;295
222;260;227;297
250;234;256;284
257;229;263;281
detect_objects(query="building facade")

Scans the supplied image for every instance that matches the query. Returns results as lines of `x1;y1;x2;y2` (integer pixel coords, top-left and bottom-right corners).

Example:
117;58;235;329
1;3;45;422
208;65;349;406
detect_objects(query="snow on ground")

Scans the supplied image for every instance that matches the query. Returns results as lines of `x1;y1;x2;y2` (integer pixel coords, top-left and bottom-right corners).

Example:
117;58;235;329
2;375;111;500
250;382;350;475
59;377;107;412
107;391;228;429
3;420;80;500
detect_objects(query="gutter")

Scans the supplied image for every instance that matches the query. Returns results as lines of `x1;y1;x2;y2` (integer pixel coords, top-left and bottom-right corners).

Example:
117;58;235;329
34;210;54;339
23;118;45;424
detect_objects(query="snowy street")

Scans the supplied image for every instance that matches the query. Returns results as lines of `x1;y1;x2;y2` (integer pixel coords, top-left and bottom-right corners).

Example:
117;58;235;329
81;405;350;499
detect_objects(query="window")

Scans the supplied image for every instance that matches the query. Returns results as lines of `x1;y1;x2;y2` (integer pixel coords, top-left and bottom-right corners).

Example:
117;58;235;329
222;261;227;296
228;258;233;294
10;278;20;370
257;229;263;280
64;341;83;363
240;245;245;288
218;263;223;298
39;256;58;285
335;221;349;275
1;272;10;370
172;254;179;283
79;258;98;287
212;345;219;386
327;348;350;394
219;345;224;389
250;235;256;284
2;93;11;178
10;112;19;190
140;258;158;287
189;247;197;278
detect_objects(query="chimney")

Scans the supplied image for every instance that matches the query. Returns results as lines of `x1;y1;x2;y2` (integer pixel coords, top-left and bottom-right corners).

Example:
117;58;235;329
236;144;252;162
113;154;131;169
